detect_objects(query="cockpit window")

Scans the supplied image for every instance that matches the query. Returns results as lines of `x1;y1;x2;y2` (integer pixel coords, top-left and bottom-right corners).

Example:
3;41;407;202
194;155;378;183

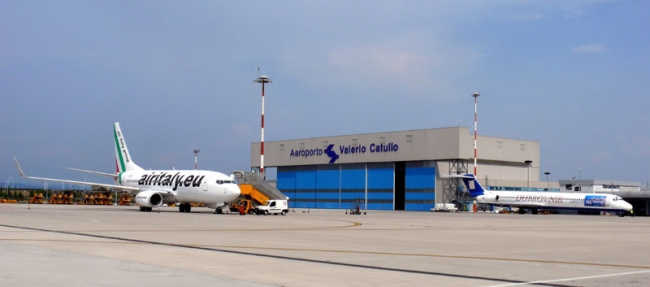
216;180;235;184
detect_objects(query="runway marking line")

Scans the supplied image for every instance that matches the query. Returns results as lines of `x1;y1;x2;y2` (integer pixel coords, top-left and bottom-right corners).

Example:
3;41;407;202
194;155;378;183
0;220;361;233
2;223;647;287
2;232;649;271
483;270;650;287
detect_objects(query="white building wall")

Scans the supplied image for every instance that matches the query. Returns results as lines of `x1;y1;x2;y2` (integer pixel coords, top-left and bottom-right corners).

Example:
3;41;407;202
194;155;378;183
477;164;539;182
470;136;540;182
252;126;542;184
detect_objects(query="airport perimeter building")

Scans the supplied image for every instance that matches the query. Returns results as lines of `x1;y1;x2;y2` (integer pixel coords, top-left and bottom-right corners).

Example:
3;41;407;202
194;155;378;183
250;126;549;211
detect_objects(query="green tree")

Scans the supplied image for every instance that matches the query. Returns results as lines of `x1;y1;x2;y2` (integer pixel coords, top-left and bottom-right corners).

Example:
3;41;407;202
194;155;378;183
16;192;24;202
75;191;83;202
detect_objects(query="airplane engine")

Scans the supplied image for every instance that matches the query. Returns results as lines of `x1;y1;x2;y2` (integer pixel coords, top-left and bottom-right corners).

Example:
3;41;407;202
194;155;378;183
135;190;164;207
477;194;498;203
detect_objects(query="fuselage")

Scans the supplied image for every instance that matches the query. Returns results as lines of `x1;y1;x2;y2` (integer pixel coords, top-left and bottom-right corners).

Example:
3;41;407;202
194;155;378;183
477;191;632;212
118;169;240;204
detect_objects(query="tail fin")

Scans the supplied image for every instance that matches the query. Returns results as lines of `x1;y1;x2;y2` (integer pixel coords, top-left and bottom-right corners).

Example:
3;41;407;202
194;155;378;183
113;122;143;173
459;174;485;197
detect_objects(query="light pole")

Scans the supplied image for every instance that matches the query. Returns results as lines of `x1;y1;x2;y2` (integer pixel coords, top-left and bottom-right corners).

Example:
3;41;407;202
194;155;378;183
578;168;581;181
254;71;272;174
544;171;550;189
525;160;532;191
578;168;582;191
571;177;576;191
193;149;200;170
471;92;480;176
6;177;13;198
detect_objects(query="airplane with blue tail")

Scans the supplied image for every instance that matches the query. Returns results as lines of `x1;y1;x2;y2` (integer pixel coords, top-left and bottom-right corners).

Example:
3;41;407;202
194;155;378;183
455;174;633;215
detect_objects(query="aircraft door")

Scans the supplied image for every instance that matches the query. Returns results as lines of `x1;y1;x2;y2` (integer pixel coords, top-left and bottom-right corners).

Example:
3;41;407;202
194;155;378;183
203;180;208;191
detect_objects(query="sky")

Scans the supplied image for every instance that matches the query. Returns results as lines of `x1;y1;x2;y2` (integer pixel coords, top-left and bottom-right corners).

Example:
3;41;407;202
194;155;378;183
1;0;649;188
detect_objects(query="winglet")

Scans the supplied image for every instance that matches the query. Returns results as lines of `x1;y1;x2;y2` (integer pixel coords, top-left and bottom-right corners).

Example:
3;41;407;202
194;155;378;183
13;157;28;179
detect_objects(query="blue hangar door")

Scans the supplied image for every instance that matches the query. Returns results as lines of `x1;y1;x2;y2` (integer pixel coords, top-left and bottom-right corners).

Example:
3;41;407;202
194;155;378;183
404;161;436;211
276;162;435;211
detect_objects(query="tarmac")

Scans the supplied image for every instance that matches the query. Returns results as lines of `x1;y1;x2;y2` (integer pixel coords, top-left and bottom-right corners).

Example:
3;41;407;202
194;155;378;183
1;204;649;287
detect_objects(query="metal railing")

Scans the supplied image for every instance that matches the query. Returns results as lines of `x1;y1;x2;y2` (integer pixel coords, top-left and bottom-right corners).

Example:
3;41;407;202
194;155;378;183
233;171;288;200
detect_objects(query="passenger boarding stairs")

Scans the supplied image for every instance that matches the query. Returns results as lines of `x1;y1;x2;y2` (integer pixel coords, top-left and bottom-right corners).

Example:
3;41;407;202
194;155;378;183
234;172;288;203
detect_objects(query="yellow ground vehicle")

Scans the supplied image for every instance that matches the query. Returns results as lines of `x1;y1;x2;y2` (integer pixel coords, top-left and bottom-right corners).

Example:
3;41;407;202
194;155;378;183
229;199;255;214
230;171;289;215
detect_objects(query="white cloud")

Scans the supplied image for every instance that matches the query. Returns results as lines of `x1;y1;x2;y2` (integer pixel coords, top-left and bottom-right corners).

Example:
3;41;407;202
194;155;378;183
327;45;429;85
628;135;650;157
614;133;650;157
278;31;485;101
571;44;607;53
640;138;650;157
562;0;619;18
515;14;544;21
587;150;614;162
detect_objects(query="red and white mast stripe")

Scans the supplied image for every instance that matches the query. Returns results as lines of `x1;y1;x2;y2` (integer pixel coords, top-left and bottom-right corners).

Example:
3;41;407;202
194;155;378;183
260;82;265;173
472;92;480;176
254;72;272;174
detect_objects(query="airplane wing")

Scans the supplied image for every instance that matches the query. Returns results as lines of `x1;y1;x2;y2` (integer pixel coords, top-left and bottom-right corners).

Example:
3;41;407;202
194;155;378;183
14;157;139;192
66;167;118;178
513;203;547;208
492;202;547;208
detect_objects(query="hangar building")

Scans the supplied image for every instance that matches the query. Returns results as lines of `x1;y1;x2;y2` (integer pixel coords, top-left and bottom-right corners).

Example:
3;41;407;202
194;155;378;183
250;126;547;211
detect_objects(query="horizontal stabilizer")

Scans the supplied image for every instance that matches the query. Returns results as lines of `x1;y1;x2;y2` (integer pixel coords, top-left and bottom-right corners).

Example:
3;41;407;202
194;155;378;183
448;174;475;179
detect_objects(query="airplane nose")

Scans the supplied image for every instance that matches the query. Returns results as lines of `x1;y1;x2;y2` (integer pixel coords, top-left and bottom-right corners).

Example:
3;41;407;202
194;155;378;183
228;184;241;198
624;202;633;211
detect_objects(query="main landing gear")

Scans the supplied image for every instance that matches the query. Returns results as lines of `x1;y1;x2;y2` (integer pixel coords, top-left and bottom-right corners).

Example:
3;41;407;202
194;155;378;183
176;203;227;214
178;203;192;213
516;208;539;215
139;206;153;212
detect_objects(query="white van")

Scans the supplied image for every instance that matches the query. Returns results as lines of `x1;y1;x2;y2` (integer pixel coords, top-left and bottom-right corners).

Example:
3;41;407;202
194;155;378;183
255;199;289;216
